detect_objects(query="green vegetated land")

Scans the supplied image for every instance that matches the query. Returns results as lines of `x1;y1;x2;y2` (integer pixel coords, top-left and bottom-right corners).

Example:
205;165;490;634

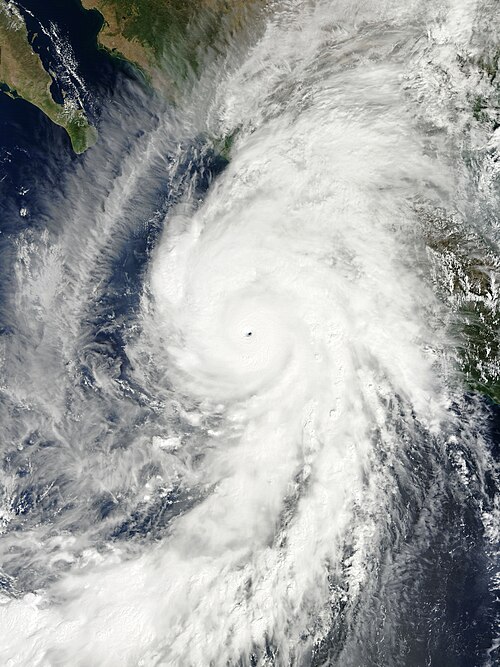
445;48;500;404
80;1;266;162
81;0;266;90
423;206;500;405
0;0;97;153
1;0;498;405
0;0;265;153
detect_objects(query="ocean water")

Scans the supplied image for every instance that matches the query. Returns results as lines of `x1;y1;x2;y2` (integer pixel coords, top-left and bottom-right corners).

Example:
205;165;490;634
0;1;499;666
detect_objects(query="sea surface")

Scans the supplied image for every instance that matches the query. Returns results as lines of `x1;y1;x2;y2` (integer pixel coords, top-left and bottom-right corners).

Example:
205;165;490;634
0;1;499;666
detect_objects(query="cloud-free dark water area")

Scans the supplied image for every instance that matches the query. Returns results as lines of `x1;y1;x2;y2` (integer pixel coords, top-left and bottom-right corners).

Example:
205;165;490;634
0;1;499;665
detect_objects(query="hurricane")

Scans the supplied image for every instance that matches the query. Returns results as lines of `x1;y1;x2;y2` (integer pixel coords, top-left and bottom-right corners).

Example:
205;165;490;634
0;0;499;665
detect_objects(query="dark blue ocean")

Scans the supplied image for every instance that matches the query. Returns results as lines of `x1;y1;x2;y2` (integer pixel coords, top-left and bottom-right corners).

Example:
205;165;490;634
0;2;498;666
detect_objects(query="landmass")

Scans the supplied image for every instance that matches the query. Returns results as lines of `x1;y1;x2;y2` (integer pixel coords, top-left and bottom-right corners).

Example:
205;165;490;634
80;0;266;91
423;207;500;405
0;0;97;154
0;0;265;154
